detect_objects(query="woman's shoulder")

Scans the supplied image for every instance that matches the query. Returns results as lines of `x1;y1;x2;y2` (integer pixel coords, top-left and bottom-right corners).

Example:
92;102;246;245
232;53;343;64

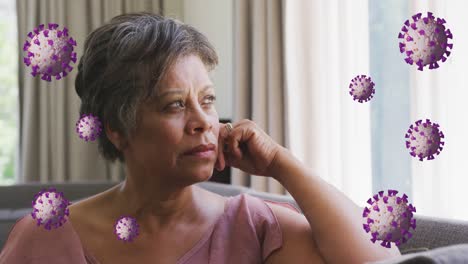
0;214;87;263
227;192;301;219
221;193;296;235
207;193;301;262
2;214;75;247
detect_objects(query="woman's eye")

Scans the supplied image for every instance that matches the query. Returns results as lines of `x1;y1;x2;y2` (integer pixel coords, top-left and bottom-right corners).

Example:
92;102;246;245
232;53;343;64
172;100;185;108
167;95;216;110
205;95;217;104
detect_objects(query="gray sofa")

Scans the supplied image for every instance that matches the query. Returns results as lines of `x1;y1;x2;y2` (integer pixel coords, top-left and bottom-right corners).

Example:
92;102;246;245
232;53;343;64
1;181;468;258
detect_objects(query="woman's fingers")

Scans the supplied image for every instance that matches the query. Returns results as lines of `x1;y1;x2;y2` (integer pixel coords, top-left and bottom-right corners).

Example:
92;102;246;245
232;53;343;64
215;123;227;171
218;120;251;169
225;122;251;161
216;119;282;176
227;135;242;160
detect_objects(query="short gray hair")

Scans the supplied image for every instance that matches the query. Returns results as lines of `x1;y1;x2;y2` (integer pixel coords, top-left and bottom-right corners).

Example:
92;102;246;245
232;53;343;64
75;12;218;163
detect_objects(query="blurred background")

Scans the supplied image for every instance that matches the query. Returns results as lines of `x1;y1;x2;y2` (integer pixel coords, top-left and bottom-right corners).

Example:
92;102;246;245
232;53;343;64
0;0;467;221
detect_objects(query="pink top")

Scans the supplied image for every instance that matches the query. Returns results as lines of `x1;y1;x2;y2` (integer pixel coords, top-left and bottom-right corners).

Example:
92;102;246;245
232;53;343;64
0;193;301;264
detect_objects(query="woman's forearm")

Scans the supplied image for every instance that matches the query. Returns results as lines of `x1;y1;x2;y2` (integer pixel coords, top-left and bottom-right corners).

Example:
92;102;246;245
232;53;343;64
270;147;400;264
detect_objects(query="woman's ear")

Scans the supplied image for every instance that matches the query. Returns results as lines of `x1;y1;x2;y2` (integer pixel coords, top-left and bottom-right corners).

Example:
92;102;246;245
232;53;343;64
105;123;123;150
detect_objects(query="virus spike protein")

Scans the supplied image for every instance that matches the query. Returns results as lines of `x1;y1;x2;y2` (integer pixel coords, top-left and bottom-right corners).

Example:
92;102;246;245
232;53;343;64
31;187;71;230
349;75;376;103
405;119;445;161
75;114;103;142
23;23;77;81
114;216;140;243
362;189;417;248
398;12;453;71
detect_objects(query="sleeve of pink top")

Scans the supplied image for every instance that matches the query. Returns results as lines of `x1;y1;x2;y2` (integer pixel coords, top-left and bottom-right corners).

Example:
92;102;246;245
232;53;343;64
0;214;88;264
246;195;302;262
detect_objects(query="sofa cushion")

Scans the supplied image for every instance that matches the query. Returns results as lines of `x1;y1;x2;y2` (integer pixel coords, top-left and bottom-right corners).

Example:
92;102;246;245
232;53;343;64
397;214;468;252
196;181;250;196
370;244;468;264
400;247;429;255
0;199;85;250
0;181;119;209
0;210;29;252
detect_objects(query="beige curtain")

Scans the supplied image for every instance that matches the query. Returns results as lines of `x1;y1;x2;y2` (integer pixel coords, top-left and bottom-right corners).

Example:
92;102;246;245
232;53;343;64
16;0;173;183
284;0;373;206
408;0;468;220
233;0;287;195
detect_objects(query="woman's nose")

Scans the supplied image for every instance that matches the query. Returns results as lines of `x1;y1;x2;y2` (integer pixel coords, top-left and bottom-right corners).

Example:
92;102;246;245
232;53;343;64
187;106;213;133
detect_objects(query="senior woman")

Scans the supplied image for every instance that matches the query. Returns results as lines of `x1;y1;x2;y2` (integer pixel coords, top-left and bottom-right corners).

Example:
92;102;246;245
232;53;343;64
0;13;400;264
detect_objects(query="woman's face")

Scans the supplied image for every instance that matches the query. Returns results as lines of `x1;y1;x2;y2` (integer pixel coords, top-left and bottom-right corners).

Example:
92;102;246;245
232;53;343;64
123;55;220;185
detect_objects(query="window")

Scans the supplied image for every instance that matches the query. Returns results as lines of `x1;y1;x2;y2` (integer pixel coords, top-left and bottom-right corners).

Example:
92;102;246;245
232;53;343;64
369;0;468;220
369;0;411;196
0;0;18;186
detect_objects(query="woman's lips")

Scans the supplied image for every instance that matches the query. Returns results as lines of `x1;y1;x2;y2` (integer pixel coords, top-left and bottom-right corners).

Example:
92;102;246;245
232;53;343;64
184;149;215;158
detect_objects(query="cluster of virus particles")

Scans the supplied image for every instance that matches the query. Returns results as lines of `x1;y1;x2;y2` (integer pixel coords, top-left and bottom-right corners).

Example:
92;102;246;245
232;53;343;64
30;185;142;244
114;216;140;243
23;23;77;82
31;188;71;230
75;114;103;142
349;75;375;103
405;119;445;161
24;13;456;249
362;190;417;248
398;12;453;71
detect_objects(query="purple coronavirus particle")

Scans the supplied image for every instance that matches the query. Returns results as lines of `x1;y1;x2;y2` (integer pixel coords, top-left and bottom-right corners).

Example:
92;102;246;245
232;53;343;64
362;189;416;248
31;187;71;230
349;75;375;103
23;23;77;81
398;12;453;71
405;119;445;161
75;114;103;142
114;216;140;243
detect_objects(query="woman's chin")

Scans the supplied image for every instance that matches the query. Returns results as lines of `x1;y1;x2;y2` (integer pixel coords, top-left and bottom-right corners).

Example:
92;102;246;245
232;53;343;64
183;166;216;182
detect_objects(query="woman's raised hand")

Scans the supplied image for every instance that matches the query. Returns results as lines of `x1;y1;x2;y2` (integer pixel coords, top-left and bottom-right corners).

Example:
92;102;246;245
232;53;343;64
214;119;284;177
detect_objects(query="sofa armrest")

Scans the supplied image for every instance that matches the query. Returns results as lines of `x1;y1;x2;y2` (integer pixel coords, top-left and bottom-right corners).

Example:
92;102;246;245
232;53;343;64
398;214;468;252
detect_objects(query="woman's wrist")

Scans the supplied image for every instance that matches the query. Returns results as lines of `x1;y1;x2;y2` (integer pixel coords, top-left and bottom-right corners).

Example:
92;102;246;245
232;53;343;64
267;146;298;183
